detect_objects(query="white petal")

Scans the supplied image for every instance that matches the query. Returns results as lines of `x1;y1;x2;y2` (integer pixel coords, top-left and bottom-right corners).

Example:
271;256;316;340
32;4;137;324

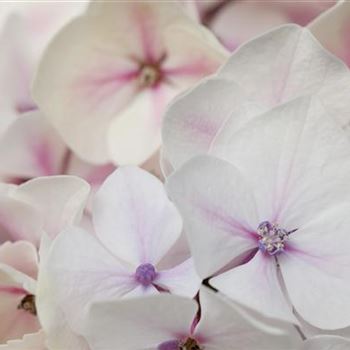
15;175;90;239
156;258;201;298
218;25;350;129
166;155;259;278
162;78;257;171
107;88;172;166
212;96;350;229
94;167;182;266
211;252;296;324
303;336;350;350
279;204;350;329
195;287;300;350
84;293;197;350
44;226;134;334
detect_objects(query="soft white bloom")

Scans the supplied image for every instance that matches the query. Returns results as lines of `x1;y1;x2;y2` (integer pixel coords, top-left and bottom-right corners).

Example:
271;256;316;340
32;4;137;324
167;96;350;329
84;287;301;350
162;24;350;174
41;167;200;338
33;1;227;166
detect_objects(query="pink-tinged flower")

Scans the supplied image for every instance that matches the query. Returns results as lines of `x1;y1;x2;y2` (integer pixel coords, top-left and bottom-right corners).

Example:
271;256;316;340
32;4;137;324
209;1;335;51
303;336;350;350
0;2;86;135
42;167;200;336
33;2;228;166
0;111;115;189
0;241;39;345
162;24;350;174
309;0;350;67
83;287;300;350
0;175;90;245
167;97;350;329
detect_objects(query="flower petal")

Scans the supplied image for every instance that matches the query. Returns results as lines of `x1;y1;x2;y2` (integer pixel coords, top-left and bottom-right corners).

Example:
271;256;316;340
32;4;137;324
195;287;300;350
166;155;259;279
44;226;134;334
0;111;66;179
211;252;296;324
279;204;350;329
94;167;182;266
303;336;350;350
84;293;197;350
218;25;350;129
162;78;258;171
212;96;350;228
156;258;201;298
15;175;90;239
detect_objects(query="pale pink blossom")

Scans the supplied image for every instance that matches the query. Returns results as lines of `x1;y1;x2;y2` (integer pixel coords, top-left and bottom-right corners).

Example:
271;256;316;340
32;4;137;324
84;287;300;350
167;97;350;329
309;0;350;67
33;1;228;166
42;167;200;337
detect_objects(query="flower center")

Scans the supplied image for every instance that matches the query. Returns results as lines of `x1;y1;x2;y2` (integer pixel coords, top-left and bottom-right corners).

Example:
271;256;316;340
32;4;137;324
135;263;157;286
257;221;290;256
180;338;202;350
138;64;162;88
17;294;37;315
158;338;202;350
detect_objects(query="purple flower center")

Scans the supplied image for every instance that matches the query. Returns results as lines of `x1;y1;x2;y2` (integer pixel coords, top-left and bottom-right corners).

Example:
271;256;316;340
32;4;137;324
138;64;162;88
257;221;290;256
135;263;157;287
158;340;180;350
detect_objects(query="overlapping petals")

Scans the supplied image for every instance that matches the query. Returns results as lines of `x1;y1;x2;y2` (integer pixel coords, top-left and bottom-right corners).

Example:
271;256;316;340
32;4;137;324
167;97;350;329
42;167;200;336
162;24;350;173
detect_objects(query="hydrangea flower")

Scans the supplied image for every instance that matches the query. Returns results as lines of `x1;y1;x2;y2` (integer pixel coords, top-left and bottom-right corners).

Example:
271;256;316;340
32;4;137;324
162;24;350;174
0;175;89;348
167;97;350;329
84;287;300;350
309;0;350;67
33;1;227;166
42;167;200;337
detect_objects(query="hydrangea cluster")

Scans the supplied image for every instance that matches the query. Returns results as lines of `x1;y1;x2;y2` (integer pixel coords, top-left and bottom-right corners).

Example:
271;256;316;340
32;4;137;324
0;1;350;350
